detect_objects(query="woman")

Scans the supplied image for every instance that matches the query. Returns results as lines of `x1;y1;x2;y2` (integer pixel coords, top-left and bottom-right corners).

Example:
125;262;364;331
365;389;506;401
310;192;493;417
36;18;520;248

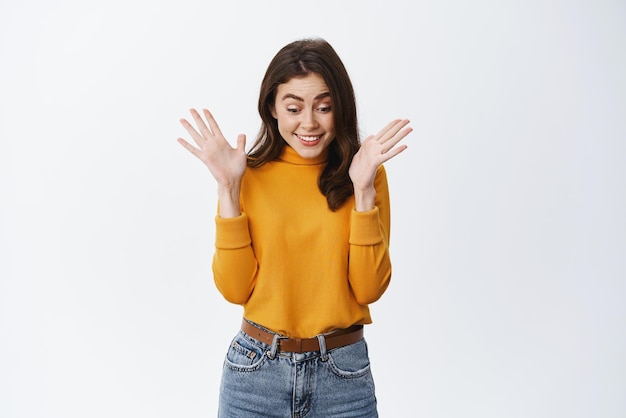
178;38;411;417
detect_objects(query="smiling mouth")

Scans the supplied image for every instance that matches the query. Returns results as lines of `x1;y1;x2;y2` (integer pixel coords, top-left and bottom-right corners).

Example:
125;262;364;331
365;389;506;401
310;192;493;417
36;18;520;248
295;134;323;142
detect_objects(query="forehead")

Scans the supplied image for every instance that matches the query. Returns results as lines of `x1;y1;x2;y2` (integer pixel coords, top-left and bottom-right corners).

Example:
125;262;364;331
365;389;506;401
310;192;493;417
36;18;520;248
277;73;329;98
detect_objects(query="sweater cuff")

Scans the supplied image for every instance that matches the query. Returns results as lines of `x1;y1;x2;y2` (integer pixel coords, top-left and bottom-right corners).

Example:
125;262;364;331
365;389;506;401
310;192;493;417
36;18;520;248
215;213;251;249
349;207;383;246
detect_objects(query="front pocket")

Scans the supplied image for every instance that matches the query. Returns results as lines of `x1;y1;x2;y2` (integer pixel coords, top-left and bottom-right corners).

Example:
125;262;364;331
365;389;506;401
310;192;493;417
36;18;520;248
223;333;267;372
327;339;371;379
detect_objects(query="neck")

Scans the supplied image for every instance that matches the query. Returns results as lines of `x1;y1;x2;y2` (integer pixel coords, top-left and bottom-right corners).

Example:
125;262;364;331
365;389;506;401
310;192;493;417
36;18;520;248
278;145;328;165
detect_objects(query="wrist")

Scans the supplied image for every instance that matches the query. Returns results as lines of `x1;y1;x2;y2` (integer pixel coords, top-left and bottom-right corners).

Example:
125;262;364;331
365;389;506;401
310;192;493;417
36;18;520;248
217;184;241;218
353;186;376;212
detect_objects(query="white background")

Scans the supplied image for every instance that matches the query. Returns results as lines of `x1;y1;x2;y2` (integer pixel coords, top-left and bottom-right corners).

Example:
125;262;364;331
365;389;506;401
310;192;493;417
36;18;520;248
1;0;625;417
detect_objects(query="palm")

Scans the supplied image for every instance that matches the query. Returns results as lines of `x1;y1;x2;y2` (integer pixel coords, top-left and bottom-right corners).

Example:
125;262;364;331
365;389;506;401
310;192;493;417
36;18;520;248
178;108;247;188
349;119;412;190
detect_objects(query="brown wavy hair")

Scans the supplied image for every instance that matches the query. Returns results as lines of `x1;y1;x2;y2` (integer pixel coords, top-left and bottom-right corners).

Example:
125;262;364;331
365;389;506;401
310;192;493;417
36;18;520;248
247;38;360;211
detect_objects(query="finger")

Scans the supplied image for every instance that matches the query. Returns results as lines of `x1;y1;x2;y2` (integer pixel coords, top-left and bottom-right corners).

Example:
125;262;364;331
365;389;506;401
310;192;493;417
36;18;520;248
374;119;403;140
180;118;207;148
236;133;246;151
177;137;201;158
189;108;215;139
377;119;410;144
203;109;225;139
381;126;413;154
380;143;408;164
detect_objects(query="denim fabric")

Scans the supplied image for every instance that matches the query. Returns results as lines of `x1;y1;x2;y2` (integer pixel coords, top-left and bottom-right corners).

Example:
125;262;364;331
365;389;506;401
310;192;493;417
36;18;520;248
218;323;378;417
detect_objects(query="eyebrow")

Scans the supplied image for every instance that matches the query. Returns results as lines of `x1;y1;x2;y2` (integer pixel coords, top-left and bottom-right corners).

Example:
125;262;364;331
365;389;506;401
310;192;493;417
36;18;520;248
280;92;331;102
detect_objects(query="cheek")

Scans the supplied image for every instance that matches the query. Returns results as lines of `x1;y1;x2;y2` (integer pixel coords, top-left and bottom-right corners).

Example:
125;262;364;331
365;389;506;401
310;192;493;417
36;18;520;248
276;118;295;136
324;116;335;131
276;117;290;130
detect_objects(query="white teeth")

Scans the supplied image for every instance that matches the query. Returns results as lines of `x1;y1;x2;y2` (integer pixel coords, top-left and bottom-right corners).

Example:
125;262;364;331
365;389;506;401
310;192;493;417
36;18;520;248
297;134;321;142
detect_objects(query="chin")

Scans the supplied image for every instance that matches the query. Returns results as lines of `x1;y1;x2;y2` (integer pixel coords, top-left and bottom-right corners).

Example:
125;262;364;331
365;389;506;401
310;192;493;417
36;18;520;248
297;149;322;159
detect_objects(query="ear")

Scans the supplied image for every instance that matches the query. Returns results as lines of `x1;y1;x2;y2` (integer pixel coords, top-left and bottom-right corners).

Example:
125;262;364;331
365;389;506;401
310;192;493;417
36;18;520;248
270;105;277;119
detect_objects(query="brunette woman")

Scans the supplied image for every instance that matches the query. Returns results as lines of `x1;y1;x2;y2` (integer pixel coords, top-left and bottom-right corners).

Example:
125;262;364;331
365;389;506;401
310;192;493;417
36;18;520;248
178;38;411;417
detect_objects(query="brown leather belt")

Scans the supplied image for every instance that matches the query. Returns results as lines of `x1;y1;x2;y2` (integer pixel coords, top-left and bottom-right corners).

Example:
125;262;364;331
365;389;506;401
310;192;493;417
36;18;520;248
241;319;363;353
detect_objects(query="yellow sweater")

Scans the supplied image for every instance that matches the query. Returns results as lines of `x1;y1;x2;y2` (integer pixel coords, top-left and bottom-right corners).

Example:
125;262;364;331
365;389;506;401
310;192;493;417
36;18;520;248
213;145;392;338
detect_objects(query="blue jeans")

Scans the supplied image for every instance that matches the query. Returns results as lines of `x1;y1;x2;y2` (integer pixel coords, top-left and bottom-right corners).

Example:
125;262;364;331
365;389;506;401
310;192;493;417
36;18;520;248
218;322;378;417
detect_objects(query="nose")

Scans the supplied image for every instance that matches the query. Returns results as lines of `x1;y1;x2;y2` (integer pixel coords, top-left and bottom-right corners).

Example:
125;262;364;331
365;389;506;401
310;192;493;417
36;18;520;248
301;109;319;131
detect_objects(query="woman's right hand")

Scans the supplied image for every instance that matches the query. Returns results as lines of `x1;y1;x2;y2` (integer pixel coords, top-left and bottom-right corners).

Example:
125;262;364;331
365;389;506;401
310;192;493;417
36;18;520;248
178;108;247;217
177;108;247;190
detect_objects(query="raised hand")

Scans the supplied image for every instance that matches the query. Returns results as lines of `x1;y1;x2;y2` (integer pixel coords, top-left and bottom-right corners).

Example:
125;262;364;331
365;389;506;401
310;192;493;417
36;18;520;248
178;108;247;187
349;119;412;211
178;108;247;217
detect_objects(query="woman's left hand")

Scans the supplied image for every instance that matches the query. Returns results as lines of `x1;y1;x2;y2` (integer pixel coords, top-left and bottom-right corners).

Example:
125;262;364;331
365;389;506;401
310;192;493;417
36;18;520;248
349;119;412;194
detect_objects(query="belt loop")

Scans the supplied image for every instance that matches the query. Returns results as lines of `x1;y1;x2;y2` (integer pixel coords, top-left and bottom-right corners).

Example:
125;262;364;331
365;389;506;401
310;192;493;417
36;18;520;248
267;334;280;360
317;334;328;361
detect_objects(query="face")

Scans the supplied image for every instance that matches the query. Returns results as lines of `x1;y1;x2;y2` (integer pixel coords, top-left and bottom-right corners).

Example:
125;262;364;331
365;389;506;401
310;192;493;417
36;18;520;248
271;73;335;160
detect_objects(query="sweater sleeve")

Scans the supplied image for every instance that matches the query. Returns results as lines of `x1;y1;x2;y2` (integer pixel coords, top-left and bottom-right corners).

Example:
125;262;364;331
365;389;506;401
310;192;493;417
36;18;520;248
212;213;258;304
347;165;392;305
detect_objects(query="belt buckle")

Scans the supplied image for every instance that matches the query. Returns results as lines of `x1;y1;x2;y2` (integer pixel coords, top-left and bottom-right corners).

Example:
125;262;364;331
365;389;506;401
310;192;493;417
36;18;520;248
278;336;302;352
267;334;289;360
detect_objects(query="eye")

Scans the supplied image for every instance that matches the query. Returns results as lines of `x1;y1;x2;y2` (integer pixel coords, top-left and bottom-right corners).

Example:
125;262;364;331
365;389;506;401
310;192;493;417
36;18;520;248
287;106;300;114
317;105;332;113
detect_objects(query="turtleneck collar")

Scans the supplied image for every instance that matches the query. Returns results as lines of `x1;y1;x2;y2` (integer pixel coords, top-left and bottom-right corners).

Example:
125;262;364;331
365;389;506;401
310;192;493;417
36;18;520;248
278;144;328;165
